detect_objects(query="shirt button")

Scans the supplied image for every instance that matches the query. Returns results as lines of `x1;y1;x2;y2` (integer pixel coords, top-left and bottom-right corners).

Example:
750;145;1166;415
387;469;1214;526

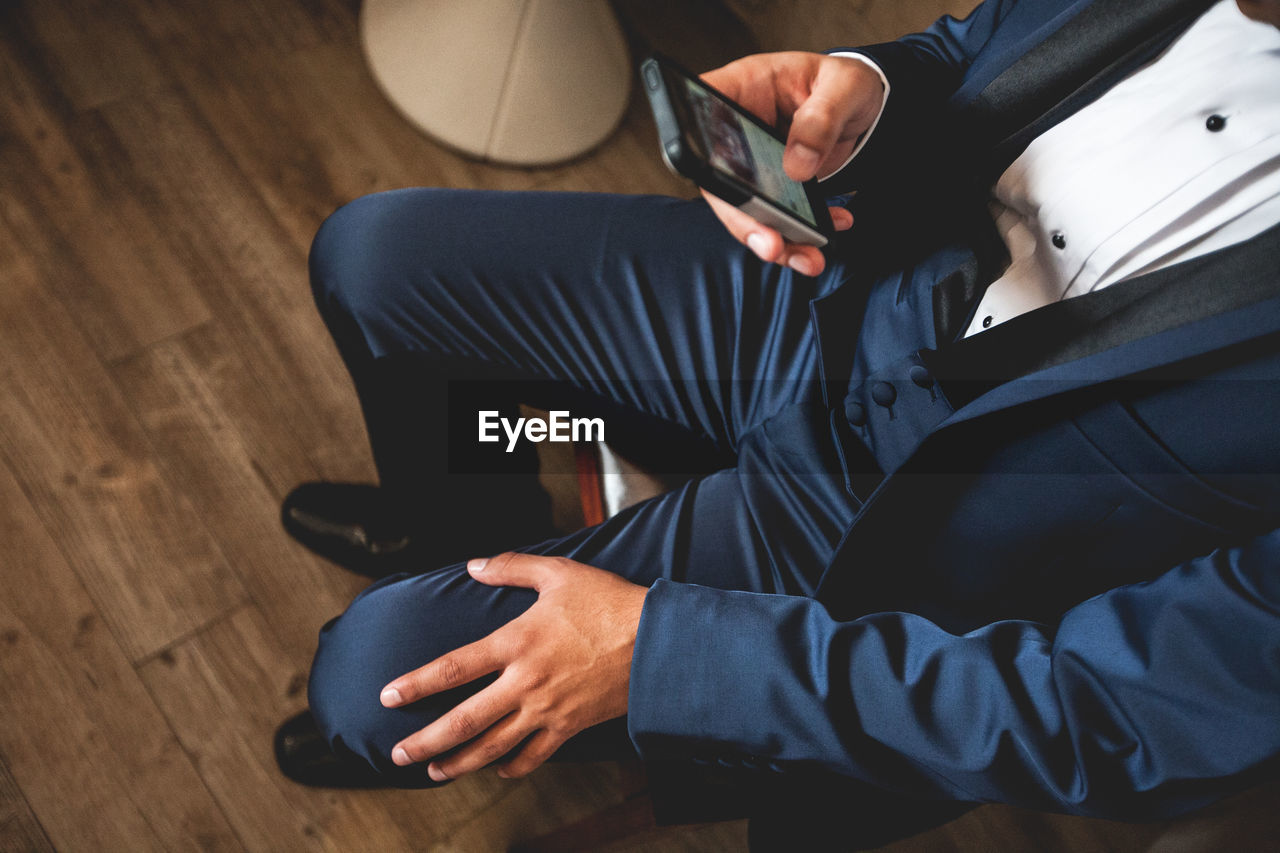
1051;232;1067;250
844;400;867;427
1206;114;1227;132
871;382;897;408
982;315;993;328
909;365;934;389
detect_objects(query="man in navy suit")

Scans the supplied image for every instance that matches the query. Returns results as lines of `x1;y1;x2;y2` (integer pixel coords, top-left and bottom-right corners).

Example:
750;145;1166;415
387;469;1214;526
279;0;1280;844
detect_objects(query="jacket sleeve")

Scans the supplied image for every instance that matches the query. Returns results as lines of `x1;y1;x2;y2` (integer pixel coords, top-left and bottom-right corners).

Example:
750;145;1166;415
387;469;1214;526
627;527;1280;820
819;0;1023;195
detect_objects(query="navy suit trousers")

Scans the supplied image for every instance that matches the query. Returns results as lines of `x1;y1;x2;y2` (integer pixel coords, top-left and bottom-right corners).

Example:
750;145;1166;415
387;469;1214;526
305;188;867;787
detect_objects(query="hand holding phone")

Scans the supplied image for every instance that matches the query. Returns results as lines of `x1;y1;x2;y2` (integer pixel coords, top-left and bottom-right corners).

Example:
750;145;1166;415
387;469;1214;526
643;53;882;273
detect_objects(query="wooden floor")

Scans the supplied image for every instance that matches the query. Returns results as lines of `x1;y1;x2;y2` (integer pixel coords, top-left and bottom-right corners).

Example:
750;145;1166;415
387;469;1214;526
0;1;1276;851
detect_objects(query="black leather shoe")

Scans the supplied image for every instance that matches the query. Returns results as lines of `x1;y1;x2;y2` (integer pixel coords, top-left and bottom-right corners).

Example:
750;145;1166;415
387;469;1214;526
281;481;558;579
274;710;387;789
281;482;425;578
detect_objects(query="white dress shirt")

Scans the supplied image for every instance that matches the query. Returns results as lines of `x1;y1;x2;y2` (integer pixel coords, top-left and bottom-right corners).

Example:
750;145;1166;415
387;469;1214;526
838;1;1280;338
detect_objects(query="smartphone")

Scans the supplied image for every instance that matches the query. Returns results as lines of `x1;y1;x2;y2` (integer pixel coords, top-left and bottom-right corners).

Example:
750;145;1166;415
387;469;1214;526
641;54;833;247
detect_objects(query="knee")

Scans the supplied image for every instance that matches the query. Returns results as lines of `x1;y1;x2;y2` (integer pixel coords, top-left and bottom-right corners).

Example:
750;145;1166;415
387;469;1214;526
306;569;535;779
306;575;441;773
312;188;476;327
309;190;418;322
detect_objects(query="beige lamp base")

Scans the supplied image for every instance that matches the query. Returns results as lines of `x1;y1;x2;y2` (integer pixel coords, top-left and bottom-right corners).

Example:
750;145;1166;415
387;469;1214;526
360;0;633;166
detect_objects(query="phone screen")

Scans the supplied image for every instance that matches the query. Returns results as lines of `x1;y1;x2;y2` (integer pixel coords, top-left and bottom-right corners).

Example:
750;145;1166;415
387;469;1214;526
677;77;819;228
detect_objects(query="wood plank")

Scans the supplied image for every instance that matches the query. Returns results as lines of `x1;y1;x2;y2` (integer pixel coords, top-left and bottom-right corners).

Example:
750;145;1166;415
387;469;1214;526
145;4;714;255
112;321;368;662
155;38;549;255
0;0;168;111
0;456;241;852
137;604;517;852
430;762;629;853
0;247;246;661
604;820;749;853
0;37;214;363
0;755;54;853
122;0;352;67
87;82;376;483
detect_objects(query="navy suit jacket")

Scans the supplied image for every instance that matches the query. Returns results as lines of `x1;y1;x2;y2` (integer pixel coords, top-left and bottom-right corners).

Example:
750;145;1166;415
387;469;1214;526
628;0;1280;821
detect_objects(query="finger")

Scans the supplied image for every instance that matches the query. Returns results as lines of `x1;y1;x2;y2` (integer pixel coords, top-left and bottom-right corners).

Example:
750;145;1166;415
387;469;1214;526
381;634;505;707
466;551;559;591
391;677;519;766
784;59;875;181
703;190;831;275
777;245;826;277
699;58;779;125
702;191;786;263
424;711;532;782
829;206;854;231
698;63;741;100
496;729;569;780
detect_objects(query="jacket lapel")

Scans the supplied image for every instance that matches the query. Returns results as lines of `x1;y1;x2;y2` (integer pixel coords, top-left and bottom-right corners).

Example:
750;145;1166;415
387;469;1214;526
940;293;1280;429
927;0;1217;338
816;0;1273;425
933;222;1280;430
927;0;1256;356
960;0;1216;177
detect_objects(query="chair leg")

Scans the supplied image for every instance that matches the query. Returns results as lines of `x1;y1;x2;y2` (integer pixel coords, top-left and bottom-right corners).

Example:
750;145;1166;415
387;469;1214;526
574;443;606;527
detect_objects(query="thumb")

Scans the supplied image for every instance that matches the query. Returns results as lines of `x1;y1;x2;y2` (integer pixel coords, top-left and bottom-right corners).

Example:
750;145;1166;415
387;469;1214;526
467;551;551;591
783;59;873;181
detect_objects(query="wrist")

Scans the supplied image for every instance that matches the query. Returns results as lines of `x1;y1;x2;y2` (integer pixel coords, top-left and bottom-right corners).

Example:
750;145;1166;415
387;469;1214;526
818;52;891;181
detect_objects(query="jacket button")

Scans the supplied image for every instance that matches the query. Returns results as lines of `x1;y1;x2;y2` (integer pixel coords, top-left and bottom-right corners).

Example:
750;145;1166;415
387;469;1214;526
871;381;897;408
844;400;867;427
909;365;933;389
1051;231;1067;249
1206;114;1226;132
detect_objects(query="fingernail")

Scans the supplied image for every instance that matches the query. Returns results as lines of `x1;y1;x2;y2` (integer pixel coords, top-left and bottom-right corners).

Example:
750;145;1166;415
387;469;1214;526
427;763;447;782
746;233;768;259
496;768;510;779
788;256;816;276
789;143;821;175
380;686;403;707
392;747;411;766
467;558;488;573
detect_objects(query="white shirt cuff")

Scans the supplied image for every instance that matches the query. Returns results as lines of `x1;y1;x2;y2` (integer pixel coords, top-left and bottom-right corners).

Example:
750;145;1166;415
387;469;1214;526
818;52;891;182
